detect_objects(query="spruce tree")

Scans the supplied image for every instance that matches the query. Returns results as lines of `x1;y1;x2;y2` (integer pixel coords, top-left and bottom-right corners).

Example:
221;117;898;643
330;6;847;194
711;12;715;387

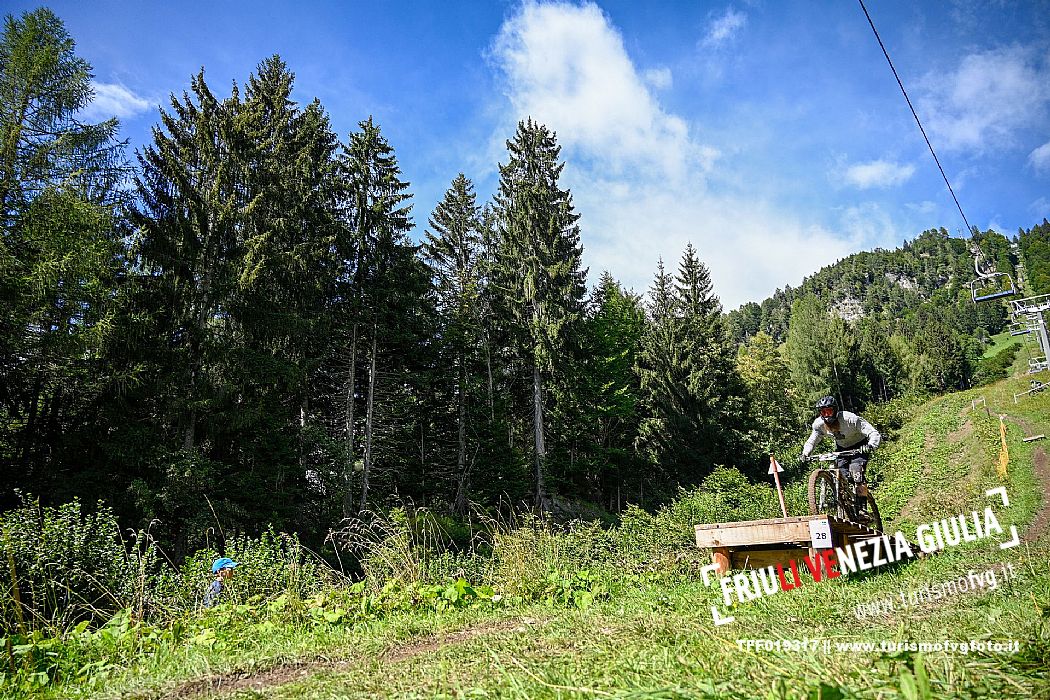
637;245;747;487
337;118;425;512
578;272;644;508
493;119;587;509
130;57;345;547
423;173;484;513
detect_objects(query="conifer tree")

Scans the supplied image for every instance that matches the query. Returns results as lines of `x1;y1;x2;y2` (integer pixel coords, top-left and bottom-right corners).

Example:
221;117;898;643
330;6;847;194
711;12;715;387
0;8;128;503
0;8;124;220
578;272;644;507
423;174;484;513
493;119;587;509
337;118;424;511
130;57;346;546
638;246;747;487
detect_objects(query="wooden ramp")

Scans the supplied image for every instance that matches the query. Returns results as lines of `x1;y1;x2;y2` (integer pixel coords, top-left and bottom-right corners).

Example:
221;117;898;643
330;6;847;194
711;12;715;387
694;514;882;575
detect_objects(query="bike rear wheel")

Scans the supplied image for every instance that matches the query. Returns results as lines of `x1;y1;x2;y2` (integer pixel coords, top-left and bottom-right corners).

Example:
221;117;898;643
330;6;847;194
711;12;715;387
807;470;839;518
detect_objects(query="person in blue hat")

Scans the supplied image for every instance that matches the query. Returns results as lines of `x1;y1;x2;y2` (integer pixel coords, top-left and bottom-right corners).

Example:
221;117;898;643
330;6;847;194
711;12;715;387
203;557;238;607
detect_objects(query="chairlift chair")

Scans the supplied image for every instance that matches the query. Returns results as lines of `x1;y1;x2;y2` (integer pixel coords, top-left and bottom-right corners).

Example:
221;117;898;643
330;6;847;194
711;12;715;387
969;272;1017;303
968;248;1017;303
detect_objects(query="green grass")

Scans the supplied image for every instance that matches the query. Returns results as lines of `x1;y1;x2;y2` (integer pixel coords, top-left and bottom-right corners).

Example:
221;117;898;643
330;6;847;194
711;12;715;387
8;377;1050;700
982;330;1022;360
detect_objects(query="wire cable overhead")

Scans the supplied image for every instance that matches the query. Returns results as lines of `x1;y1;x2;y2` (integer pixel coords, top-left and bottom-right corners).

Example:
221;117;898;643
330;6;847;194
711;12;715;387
857;0;974;237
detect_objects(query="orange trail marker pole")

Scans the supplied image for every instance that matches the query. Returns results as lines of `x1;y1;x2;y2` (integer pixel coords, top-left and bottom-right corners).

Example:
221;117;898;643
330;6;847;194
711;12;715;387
769;455;788;518
998;415;1009;479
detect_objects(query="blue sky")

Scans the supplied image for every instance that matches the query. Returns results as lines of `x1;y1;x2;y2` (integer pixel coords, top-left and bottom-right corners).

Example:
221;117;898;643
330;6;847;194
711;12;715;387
16;0;1050;309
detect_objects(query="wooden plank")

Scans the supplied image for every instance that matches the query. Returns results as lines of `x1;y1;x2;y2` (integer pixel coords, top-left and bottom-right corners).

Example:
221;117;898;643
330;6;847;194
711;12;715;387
695;519;819;547
1023;434;1045;442
730;547;806;570
695;514;821;530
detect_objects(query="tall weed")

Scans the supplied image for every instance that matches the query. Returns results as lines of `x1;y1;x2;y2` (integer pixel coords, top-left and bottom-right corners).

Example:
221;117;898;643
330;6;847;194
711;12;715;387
0;495;159;632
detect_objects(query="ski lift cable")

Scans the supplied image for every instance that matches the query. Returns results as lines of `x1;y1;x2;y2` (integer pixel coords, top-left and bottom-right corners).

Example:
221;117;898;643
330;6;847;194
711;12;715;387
856;0;974;238
859;0;1016;303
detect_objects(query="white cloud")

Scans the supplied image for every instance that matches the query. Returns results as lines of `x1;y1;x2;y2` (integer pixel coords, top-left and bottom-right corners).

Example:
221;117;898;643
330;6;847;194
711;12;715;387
643;67;672;90
843;159;916;189
921;46;1050;152
700;8;747;49
492;2;712;181
1030;141;1050;172
490;1;855;308
80;82;151;120
906;200;938;216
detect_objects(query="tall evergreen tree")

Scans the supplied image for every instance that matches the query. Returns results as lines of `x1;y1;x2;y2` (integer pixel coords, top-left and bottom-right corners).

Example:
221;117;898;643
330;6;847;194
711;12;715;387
0;8;128;505
492;119;587;509
0;9;124;221
423;173;484;513
637;245;747;489
578;272;644;508
636;258;678;491
337;117;427;512
129;57;345;549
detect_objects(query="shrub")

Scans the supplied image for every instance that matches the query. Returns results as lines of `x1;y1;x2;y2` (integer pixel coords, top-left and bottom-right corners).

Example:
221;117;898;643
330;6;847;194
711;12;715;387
154;526;336;611
0;495;159;632
974;343;1020;385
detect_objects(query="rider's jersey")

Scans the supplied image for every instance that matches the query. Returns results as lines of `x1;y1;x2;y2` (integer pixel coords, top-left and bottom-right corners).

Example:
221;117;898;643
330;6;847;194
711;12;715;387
802;411;881;457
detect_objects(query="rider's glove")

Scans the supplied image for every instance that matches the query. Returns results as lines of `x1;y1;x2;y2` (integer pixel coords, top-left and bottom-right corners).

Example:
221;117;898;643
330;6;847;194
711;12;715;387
800;453;810;463
859;445;872;455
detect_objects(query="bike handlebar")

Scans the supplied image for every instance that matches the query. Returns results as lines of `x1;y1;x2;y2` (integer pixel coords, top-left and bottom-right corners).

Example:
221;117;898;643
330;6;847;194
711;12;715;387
805;448;866;462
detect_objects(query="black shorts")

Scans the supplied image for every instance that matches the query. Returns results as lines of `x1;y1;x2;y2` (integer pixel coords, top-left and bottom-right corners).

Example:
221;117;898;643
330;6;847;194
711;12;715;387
835;454;868;484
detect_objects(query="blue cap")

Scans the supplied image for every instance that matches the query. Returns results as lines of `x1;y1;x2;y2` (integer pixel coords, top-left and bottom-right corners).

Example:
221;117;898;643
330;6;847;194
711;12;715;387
211;557;239;573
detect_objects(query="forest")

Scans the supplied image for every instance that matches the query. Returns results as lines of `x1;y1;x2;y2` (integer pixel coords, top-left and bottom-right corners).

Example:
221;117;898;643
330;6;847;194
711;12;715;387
0;7;1043;558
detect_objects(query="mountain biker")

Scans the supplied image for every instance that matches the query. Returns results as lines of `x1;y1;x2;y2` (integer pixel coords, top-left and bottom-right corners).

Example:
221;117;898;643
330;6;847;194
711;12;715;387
801;395;881;521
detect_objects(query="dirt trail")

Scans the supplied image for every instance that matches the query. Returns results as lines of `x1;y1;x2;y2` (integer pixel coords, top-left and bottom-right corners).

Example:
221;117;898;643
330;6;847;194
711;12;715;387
160;619;524;699
1004;415;1050;542
1026;447;1050;541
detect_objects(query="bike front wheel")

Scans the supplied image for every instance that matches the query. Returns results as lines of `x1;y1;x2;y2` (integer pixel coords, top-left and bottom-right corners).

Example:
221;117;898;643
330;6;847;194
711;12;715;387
808;470;840;518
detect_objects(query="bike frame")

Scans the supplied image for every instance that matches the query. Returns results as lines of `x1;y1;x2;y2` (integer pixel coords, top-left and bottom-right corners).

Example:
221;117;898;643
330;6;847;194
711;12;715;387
806;448;872;525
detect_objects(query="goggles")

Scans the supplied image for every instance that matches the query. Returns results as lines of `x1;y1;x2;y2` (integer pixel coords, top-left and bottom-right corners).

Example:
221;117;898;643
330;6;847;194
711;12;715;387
819;407;836;417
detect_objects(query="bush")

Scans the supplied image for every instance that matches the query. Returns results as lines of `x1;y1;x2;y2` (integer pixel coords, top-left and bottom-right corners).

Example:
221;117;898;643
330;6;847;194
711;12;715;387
153;526;337;612
0;495;159;632
974;343;1020;385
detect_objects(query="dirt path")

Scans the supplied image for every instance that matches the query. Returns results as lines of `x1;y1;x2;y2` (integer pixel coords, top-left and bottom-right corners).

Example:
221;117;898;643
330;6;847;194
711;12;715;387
1024;446;1050;542
1004;416;1050;542
159;619;525;699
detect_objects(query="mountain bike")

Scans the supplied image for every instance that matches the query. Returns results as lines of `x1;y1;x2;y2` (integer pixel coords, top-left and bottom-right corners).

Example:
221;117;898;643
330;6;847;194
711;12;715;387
805;449;882;532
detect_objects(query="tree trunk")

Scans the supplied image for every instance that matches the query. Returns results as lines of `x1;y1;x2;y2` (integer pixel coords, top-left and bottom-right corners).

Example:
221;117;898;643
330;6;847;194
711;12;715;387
454;355;469;514
18;372;42;470
183;242;215;452
342;323;358;518
532;361;546;511
484;332;494;422
183;363;197;450
359;326;378;512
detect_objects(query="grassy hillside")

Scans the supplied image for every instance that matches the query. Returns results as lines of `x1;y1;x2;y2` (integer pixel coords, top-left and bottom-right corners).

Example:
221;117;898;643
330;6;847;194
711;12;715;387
6;373;1050;699
982;330;1023;360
